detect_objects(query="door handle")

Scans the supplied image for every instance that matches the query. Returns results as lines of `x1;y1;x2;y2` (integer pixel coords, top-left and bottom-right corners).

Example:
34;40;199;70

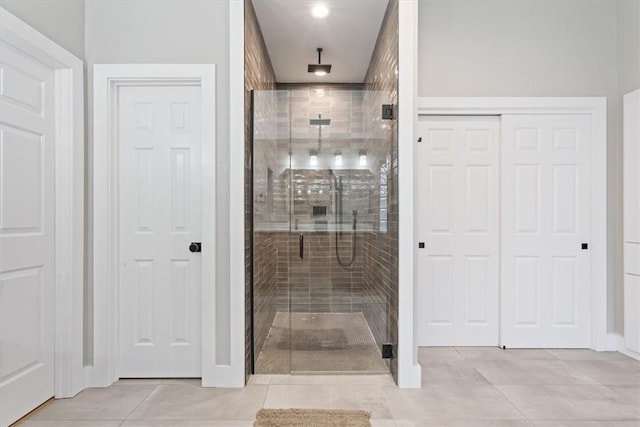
299;234;304;259
189;242;202;253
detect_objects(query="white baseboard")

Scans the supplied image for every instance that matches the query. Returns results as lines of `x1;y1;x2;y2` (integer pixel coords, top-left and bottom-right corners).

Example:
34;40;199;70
611;334;640;361
398;363;422;389
600;333;621;351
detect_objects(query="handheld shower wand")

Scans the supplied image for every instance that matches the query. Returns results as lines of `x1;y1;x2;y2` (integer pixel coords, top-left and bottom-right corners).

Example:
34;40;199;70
329;169;357;267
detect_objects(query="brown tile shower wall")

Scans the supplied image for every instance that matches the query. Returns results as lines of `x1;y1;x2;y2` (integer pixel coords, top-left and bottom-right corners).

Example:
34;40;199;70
252;232;278;356
274;168;372;314
268;85;372;315
244;0;277;382
362;0;399;381
276;232;365;313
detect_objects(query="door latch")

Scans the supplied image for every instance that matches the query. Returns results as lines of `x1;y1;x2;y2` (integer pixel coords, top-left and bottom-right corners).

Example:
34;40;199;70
189;242;202;253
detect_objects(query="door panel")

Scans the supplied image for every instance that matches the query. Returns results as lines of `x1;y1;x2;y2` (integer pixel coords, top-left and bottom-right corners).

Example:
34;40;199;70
0;42;56;426
417;116;500;346
501;114;591;348
119;85;202;377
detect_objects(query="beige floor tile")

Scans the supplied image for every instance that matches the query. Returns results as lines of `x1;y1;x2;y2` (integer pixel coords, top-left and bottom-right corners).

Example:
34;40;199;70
247;375;272;385
533;421;640;426
421;360;490;385
386;385;525;421
17;422;123;427
470;359;598;385
158;378;202;386
126;384;268;420
263;384;392;419
607;385;640;401
418;347;465;363
456;348;556;361
395;420;534;427
547;350;632;362
114;379;162;386
496;385;640;420
268;374;395;385
369;420;397;427
28;385;156;420
564;360;640;385
121;422;254;426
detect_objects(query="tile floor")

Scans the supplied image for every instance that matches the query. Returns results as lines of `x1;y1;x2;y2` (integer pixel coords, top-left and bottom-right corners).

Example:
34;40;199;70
15;348;640;427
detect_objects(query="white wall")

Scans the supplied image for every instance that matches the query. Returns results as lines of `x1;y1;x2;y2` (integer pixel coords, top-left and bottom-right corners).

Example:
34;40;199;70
418;0;628;335
617;0;640;334
0;0;85;59
84;0;231;364
618;0;640;96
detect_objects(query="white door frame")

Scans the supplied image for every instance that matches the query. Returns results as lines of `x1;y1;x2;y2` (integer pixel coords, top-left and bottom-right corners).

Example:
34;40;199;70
91;64;216;387
417;97;610;351
0;8;85;398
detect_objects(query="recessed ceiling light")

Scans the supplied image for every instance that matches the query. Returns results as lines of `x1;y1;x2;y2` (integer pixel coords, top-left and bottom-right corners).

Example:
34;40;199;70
311;4;329;18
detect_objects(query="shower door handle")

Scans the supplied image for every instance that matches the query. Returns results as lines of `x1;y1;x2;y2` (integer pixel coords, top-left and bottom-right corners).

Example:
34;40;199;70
299;233;304;259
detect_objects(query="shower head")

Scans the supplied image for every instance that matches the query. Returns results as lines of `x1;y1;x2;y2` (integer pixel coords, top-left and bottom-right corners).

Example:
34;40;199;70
308;47;332;76
310;115;331;126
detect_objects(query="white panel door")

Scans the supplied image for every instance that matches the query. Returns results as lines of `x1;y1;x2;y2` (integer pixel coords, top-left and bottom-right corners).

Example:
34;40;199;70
119;85;202;377
417;116;500;346
501;114;591;348
0;43;56;425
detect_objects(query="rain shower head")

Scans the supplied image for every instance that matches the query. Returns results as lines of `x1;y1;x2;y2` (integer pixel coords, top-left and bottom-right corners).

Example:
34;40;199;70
308;48;332;76
310;116;331;126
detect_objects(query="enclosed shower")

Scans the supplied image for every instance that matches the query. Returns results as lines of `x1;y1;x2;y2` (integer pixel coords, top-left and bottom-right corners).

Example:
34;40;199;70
250;84;397;375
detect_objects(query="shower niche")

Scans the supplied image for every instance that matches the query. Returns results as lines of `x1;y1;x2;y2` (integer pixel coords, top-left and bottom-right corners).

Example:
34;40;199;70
251;86;397;375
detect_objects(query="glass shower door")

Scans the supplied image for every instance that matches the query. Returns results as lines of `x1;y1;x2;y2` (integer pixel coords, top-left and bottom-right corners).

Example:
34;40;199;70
252;89;291;374
253;87;396;376
287;87;391;374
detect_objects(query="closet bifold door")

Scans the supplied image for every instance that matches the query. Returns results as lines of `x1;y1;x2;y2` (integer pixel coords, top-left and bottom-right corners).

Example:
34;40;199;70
623;89;640;354
500;114;592;348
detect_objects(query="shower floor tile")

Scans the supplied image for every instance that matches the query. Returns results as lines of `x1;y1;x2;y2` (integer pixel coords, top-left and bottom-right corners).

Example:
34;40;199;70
254;312;390;374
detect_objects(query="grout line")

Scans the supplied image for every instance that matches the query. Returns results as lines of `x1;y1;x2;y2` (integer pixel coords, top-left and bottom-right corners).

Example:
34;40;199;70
555;358;605;386
122;383;160;421
488;381;532;423
260;380;270;412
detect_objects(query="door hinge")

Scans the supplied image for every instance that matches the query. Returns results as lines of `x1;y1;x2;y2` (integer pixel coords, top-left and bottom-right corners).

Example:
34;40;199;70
382;343;393;359
382;104;394;120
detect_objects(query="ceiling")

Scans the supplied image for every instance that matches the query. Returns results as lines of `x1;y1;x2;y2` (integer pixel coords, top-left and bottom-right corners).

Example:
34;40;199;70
252;0;389;83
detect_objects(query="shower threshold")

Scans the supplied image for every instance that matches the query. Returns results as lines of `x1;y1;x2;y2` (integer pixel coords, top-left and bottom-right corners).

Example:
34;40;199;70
255;312;389;375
